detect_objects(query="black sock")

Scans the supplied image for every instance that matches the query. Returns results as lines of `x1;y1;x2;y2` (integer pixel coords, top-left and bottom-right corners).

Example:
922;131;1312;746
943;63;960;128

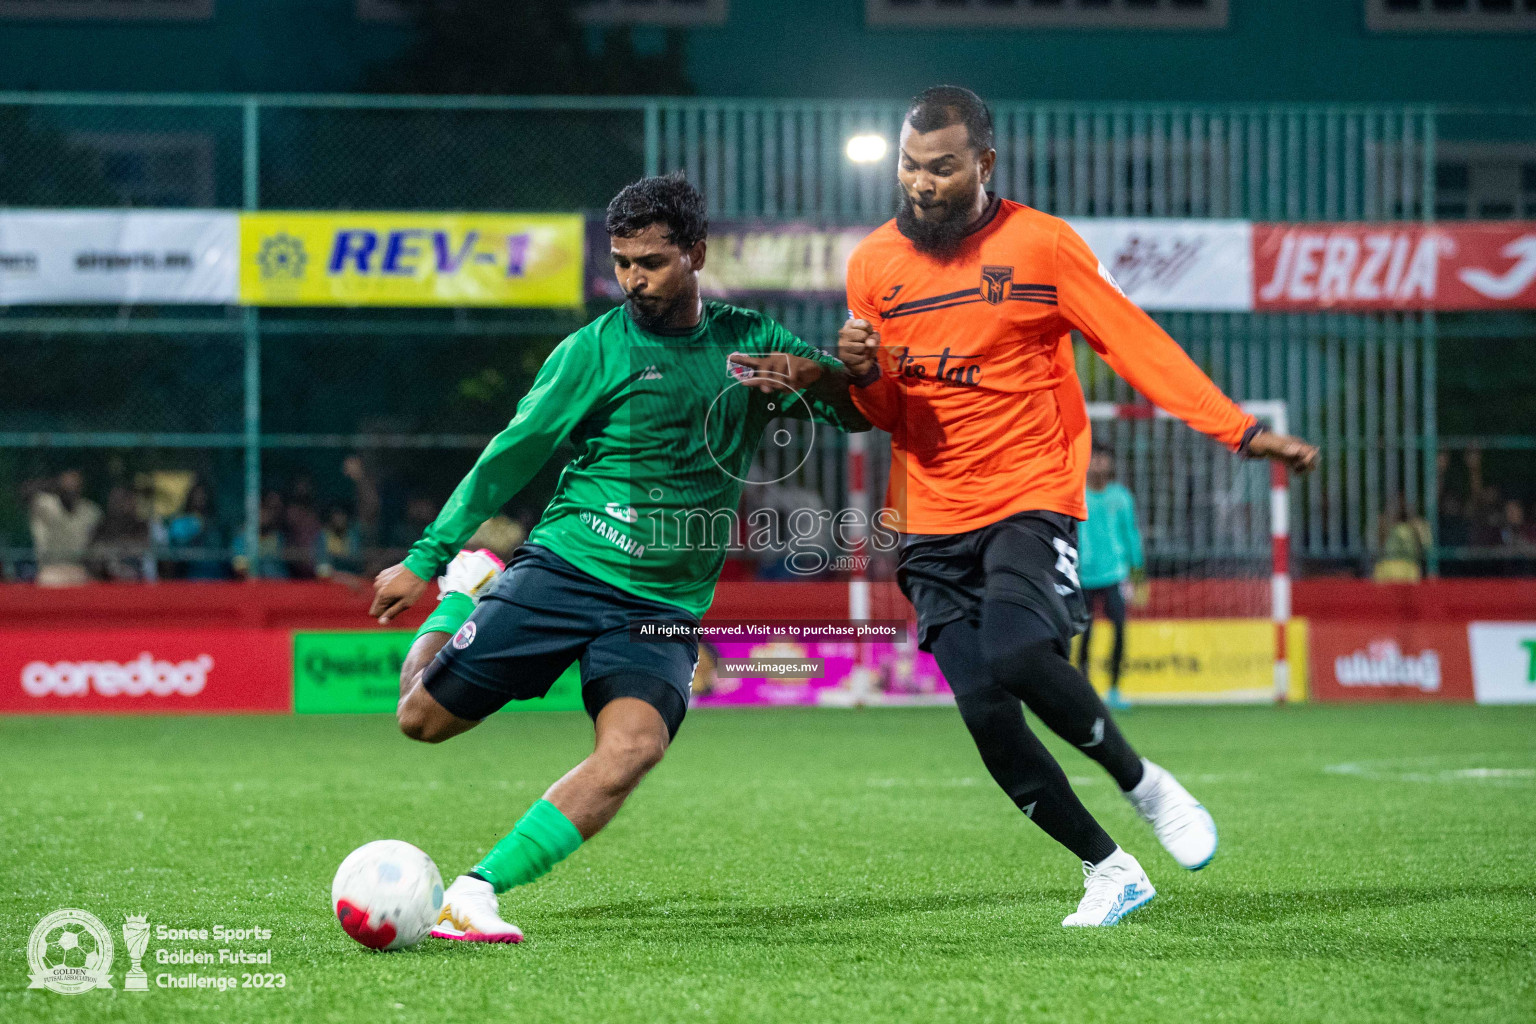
980;601;1145;792
934;622;1119;864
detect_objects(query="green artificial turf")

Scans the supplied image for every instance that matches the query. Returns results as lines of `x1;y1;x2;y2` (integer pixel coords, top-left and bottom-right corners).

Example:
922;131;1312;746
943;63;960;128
3;705;1533;1023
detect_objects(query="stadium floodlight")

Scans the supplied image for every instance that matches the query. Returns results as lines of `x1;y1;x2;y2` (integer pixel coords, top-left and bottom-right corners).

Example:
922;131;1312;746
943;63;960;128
845;134;888;164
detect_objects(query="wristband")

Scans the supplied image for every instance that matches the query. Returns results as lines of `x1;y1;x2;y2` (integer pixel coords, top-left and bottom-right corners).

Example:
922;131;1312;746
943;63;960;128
849;363;881;388
1238;423;1265;457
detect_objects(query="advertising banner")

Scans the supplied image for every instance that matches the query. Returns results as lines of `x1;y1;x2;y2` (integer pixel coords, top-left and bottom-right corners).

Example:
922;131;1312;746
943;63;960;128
1076;619;1306;703
292;632;582;713
588;217;1254;311
1307;621;1473;702
694;640;952;707
241;212;584;307
694;620;1298;706
0;628;290;714
1068;219;1254;311
1254;222;1536;311
1468;622;1536;705
587;219;870;303
593;217;1536;314
0;210;238;305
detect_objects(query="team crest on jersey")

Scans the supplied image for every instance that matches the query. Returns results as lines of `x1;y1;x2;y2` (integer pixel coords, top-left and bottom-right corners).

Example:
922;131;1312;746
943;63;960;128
451;621;477;650
981;265;1014;305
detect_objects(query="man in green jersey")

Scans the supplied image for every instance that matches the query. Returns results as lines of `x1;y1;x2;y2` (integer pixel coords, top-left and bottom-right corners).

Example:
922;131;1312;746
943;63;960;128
366;174;867;943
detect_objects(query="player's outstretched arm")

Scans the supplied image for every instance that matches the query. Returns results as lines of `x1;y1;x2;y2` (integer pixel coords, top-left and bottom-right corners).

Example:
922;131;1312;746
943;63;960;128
1056;222;1319;470
727;345;871;432
375;335;612;624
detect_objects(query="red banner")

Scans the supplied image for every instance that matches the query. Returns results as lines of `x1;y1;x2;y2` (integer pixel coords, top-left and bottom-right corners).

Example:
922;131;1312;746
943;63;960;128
1254;222;1536;311
1308;621;1474;702
0;628;291;714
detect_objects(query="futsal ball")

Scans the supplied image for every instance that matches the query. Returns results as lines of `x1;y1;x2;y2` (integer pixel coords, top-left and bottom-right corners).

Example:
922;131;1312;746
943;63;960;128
42;923;97;968
331;840;444;951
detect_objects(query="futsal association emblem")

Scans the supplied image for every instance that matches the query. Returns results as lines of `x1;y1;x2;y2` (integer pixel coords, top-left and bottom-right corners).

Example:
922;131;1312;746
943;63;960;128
451;621;477;650
980;265;1013;305
27;908;115;995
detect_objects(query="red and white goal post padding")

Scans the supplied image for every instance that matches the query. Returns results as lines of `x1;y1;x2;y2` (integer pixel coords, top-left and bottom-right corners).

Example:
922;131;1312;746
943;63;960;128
1084;400;1292;703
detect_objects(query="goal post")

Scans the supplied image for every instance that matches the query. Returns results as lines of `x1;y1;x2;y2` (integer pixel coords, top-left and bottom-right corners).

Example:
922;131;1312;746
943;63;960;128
1084;400;1292;703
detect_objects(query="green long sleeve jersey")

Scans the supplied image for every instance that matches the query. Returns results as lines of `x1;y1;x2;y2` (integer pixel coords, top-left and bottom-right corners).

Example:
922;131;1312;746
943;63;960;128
403;301;868;618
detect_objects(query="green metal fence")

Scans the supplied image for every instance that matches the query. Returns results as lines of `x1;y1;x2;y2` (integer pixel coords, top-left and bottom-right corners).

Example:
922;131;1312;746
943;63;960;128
658;101;1437;222
0;93;1482;578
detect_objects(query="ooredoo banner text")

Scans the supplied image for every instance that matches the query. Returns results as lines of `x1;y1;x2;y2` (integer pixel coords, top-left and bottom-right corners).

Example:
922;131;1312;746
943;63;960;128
0;629;291;714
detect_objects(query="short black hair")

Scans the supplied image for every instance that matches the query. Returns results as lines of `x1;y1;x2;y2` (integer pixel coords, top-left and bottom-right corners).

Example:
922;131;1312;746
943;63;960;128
1092;442;1115;458
905;86;995;155
605;172;708;251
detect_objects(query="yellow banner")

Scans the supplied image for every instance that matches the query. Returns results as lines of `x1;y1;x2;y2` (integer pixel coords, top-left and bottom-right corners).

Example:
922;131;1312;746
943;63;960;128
239;212;583;307
1074;619;1309;703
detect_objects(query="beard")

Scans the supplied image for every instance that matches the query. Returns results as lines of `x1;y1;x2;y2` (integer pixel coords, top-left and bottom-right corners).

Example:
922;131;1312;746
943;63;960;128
624;291;692;332
895;192;977;260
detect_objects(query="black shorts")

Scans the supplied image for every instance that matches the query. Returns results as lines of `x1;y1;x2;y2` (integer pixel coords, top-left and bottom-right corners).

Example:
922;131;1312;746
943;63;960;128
896;510;1089;653
422;544;698;738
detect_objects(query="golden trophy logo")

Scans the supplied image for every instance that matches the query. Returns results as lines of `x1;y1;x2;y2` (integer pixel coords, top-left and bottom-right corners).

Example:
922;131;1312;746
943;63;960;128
122;915;151;992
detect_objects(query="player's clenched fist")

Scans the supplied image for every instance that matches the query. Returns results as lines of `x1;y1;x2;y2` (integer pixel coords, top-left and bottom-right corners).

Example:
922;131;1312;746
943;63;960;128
837;319;880;377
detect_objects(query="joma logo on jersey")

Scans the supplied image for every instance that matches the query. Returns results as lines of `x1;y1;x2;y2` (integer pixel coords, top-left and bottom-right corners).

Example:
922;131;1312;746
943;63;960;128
981;265;1014;305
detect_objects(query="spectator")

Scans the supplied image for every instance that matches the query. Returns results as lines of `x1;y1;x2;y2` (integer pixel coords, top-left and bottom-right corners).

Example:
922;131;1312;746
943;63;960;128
1468;484;1505;548
390;494;439;549
284;475;322;578
94;483;154;582
165;481;228;580
316;505;364;579
1499;499;1534;550
1077;443;1144;708
27;469;102;587
1373;500;1432;583
233;490;289;579
343;454;381;551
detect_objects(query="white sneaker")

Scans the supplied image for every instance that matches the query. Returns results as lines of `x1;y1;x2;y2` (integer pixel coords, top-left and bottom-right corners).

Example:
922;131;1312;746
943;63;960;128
431;875;524;943
1124;758;1218;870
437;548;505;602
1061;847;1156;927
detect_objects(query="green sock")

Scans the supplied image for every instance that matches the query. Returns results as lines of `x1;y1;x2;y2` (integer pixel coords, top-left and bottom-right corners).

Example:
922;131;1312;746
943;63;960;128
471;799;584;894
412;591;474;645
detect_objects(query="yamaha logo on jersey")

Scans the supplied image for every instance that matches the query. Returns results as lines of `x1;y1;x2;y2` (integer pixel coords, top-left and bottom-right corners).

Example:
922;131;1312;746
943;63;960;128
451;621;477;650
981;265;1014;305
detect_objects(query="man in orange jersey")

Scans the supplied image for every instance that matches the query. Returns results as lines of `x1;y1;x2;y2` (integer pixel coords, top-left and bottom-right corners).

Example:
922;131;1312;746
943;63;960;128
839;87;1318;927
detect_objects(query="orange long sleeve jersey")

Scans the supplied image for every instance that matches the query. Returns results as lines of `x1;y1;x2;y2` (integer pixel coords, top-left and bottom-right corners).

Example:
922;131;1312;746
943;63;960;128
847;198;1257;534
